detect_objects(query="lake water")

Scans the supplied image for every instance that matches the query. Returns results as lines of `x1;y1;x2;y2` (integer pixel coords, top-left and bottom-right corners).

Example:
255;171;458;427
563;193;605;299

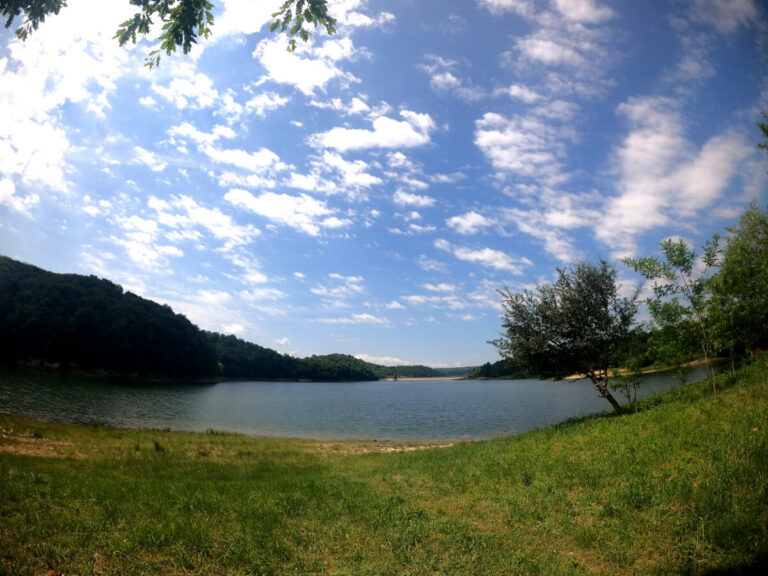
0;367;702;441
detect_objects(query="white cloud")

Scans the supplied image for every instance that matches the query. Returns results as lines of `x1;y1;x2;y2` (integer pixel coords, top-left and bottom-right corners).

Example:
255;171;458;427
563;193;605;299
435;239;532;273
148;194;260;251
198;290;232;306
317;313;388;325
474;112;569;184
215;0;282;37
597;96;754;257
169;122;236;146
203;145;282;172
419;55;485;101
552;0;615;24
354;353;406;366
245;91;290;116
690;0;760;34
423;283;456;292
225;189;347;236
222;323;246;336
501;84;541;104
309;110;436;151
252;34;357;96
241;287;285;301
477;0;535;17
133;146;168;172
329;0;396;28
0;178;39;213
0;0;137;196
151;63;219;110
517;37;586;67
321;151;383;190
447;212;495;235
502;207;582;262
393;190;436;207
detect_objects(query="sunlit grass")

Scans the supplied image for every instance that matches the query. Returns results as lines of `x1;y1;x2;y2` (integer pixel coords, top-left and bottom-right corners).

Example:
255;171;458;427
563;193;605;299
1;358;767;574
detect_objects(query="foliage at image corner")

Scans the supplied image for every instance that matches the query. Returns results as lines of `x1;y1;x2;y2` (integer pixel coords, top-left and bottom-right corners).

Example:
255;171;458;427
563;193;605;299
0;0;335;68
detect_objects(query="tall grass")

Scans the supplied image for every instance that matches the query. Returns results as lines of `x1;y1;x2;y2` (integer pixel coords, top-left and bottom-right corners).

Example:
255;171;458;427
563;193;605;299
1;357;767;574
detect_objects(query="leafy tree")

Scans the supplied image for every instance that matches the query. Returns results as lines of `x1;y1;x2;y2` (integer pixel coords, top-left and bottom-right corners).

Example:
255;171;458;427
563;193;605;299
645;299;699;384
709;202;768;360
758;111;768;154
1;0;335;67
492;261;637;415
624;237;721;392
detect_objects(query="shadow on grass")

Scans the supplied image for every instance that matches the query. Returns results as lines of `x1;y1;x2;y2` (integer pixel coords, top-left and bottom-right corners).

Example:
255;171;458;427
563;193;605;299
702;553;768;575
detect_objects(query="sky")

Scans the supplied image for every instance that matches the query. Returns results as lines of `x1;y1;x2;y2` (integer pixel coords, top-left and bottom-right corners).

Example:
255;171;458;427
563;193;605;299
1;0;767;367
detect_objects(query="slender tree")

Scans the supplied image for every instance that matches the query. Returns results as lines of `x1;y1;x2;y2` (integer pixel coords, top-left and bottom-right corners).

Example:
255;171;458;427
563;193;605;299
492;261;637;415
624;237;721;392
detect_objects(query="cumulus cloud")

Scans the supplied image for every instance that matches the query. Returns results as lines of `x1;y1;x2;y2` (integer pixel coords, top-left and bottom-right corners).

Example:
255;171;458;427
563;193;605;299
393;190;436;207
252;34;357;96
245;91;290;116
435;239;532;273
0;178;39;213
133;146;167;172
151;64;219;110
474;112;569;184
225;189;349;236
477;0;534;17
552;0;615;24
447;212;495;235
309;110;436;151
597;96;754;257
419;55;485;101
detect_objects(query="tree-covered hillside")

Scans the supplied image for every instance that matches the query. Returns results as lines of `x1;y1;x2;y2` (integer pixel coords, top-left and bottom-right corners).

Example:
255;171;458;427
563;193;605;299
0;256;219;378
0;256;392;382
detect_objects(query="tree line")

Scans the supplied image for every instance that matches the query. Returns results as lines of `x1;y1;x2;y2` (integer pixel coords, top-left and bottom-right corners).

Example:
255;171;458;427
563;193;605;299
0;256;452;381
493;201;768;413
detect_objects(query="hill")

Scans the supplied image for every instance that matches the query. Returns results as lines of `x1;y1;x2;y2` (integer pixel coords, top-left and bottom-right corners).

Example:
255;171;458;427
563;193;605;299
0;256;218;378
0;256;448;382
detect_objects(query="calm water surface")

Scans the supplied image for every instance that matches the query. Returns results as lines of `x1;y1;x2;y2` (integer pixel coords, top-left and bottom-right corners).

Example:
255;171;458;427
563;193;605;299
0;368;701;441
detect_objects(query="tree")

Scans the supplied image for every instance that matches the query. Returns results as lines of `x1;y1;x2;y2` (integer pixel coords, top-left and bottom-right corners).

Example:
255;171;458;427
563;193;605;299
1;0;335;67
492;261;637;415
645;299;699;384
709;202;768;359
624;236;721;392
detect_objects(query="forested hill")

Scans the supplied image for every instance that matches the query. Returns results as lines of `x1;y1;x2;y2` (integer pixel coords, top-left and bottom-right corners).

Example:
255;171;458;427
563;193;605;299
0;256;219;378
0;256;466;381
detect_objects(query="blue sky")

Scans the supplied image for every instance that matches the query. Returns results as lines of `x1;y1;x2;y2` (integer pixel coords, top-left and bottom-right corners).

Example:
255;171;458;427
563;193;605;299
1;0;766;367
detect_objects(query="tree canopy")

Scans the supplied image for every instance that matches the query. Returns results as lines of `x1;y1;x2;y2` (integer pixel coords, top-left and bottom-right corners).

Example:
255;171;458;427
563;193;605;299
492;261;637;414
1;0;335;67
624;237;721;392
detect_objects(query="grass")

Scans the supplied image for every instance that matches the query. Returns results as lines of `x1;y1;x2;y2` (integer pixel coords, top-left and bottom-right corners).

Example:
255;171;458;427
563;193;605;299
1;359;768;575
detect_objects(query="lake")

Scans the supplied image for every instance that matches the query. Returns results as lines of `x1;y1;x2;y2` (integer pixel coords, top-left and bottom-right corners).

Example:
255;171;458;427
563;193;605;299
0;367;702;441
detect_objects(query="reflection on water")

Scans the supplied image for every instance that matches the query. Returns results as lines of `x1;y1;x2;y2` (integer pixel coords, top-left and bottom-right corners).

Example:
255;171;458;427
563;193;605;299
0;366;705;441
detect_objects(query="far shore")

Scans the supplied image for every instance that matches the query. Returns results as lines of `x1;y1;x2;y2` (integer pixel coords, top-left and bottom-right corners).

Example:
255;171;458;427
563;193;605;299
381;376;466;382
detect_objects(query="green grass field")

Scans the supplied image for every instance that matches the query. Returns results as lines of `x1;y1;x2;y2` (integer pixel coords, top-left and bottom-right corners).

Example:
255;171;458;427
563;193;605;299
2;359;767;575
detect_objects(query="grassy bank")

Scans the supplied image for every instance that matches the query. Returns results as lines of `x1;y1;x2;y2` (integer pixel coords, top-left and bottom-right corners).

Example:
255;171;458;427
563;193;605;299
2;360;767;575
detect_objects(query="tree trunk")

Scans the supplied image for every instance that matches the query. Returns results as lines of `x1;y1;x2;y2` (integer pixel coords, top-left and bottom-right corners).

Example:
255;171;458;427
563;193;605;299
587;371;623;415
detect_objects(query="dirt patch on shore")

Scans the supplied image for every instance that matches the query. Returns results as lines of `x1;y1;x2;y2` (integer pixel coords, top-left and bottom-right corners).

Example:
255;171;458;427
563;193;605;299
0;425;85;460
314;441;454;455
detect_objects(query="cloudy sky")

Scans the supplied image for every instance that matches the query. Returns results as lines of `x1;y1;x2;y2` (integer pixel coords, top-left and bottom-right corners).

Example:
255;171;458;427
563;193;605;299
1;0;766;367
